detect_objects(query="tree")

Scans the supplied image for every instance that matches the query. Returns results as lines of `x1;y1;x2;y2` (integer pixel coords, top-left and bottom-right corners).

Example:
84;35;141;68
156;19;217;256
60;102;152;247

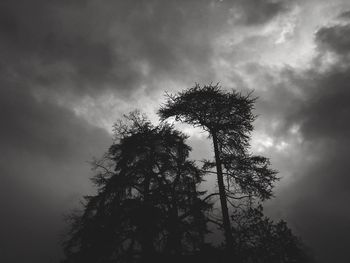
158;84;278;252
231;205;312;263
62;113;210;263
62;89;312;262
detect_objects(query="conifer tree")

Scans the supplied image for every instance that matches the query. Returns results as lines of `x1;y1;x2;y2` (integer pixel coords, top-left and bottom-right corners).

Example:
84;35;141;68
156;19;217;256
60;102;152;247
159;84;278;251
62;113;210;263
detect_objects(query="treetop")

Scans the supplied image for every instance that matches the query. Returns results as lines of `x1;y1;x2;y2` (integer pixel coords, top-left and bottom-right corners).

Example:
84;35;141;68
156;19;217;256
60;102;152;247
158;83;256;134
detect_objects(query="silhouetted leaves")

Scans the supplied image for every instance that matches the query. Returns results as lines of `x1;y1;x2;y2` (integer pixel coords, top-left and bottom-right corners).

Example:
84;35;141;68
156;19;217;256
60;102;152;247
159;84;256;138
62;112;210;262
159;84;272;249
62;86;311;262
232;205;312;263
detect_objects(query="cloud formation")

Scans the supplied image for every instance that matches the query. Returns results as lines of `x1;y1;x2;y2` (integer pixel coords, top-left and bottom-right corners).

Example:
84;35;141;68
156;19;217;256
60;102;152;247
1;0;350;262
244;15;350;263
0;80;110;262
283;20;350;263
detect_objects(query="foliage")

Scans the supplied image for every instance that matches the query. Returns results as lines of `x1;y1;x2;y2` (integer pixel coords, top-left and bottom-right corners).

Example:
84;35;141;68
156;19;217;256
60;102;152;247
62;113;210;263
159;83;255;137
232;205;313;263
158;84;278;250
62;85;312;262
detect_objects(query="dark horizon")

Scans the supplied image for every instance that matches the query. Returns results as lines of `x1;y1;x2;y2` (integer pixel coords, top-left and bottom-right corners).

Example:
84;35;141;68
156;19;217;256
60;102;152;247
1;0;350;262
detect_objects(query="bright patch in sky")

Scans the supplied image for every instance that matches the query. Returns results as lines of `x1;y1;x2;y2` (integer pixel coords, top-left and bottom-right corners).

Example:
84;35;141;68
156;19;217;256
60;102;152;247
251;133;274;153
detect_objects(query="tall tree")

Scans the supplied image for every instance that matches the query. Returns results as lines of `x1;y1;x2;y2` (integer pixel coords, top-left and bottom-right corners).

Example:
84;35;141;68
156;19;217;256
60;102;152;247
62;113;210;263
158;84;278;251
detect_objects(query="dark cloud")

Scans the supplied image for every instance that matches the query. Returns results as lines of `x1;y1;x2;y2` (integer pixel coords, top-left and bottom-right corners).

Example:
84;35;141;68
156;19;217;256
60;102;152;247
0;1;306;262
0;0;216;97
0;0;293;99
0;76;110;262
0;84;110;163
296;72;350;140
229;0;294;25
284;23;350;263
283;140;350;263
338;10;350;20
251;18;350;263
316;24;350;55
0;0;136;96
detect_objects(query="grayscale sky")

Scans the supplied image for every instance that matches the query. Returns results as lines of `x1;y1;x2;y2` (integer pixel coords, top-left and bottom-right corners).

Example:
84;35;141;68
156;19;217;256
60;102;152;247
1;1;350;262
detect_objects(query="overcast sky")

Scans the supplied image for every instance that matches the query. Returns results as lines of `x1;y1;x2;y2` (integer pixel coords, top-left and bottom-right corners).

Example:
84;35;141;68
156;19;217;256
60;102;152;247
1;0;350;262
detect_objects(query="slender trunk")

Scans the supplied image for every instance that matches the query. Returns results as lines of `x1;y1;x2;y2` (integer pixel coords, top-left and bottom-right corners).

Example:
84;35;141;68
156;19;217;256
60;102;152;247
212;131;234;250
167;204;182;255
141;174;155;261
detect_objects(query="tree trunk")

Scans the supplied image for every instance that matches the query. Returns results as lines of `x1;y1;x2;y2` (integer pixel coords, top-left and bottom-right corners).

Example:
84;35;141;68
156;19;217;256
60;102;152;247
212;131;234;250
141;174;156;261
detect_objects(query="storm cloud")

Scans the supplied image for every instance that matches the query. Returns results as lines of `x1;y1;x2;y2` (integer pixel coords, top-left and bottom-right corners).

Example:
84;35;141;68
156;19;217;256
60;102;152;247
0;83;110;262
281;20;350;263
245;15;350;263
1;0;350;262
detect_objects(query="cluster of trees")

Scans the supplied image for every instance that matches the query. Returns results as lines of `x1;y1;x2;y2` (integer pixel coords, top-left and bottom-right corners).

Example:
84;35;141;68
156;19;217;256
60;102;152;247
62;84;312;263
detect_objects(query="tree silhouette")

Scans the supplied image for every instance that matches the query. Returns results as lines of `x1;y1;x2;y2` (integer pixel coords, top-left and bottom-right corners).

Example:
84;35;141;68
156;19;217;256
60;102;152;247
62;112;210;263
159;84;277;251
231;205;312;263
62;87;312;263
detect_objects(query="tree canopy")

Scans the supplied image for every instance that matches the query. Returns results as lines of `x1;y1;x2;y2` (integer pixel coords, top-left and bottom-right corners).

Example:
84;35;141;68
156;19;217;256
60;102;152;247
159;84;278;251
62;113;210;263
62;86;312;263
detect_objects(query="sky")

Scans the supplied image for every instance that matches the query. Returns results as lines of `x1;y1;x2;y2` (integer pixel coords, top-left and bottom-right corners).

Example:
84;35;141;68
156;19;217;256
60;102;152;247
1;0;350;262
